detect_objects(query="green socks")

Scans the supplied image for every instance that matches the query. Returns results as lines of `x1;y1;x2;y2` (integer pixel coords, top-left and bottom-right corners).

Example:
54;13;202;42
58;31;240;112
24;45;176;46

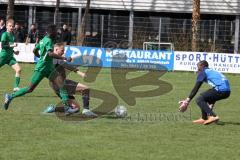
59;87;69;105
14;76;20;88
12;87;29;98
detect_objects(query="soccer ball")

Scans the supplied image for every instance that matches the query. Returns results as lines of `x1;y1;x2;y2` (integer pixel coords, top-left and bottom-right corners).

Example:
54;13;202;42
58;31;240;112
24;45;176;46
114;105;127;118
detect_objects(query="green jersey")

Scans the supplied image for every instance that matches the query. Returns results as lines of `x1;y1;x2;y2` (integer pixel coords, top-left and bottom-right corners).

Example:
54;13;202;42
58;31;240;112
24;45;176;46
0;32;14;58
34;35;54;73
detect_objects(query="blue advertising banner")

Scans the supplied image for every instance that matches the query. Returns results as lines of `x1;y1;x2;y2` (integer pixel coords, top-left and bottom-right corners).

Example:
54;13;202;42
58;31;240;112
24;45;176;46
64;46;174;70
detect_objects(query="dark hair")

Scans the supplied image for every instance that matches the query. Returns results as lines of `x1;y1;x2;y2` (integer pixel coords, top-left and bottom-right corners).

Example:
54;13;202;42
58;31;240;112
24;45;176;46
47;24;56;34
198;60;209;67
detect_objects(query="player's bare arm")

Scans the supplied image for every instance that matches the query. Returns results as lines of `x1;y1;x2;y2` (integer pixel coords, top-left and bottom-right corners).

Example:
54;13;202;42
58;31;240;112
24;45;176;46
58;62;86;78
48;51;72;62
1;41;17;48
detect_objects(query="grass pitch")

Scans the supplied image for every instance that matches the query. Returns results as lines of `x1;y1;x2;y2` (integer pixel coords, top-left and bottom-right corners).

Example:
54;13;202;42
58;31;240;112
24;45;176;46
0;63;240;160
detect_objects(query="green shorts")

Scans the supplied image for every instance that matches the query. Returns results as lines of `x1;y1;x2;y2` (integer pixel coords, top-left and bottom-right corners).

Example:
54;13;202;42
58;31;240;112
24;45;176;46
0;56;17;67
30;70;51;86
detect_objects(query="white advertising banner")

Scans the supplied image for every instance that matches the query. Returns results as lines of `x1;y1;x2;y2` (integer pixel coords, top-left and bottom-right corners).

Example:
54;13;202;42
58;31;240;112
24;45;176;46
174;51;240;74
0;43;35;63
14;43;35;62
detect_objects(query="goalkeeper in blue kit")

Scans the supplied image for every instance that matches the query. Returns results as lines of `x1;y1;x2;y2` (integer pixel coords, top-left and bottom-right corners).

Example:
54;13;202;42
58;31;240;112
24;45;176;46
179;60;230;125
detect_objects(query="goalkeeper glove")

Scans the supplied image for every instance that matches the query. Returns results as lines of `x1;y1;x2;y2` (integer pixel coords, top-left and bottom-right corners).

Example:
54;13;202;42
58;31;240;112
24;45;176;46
178;98;190;112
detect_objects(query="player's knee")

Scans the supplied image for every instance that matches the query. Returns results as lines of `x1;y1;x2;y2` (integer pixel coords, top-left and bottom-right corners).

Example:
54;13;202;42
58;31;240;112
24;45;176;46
27;86;35;93
82;88;90;95
195;95;204;106
85;87;90;92
16;67;21;74
27;88;33;93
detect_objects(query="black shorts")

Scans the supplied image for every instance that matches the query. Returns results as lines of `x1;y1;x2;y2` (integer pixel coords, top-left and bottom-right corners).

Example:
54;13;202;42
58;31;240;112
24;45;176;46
50;79;78;99
63;79;78;95
200;88;230;104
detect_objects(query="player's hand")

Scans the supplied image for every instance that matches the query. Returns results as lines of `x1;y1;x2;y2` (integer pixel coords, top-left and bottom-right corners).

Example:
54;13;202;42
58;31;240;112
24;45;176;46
77;71;86;78
178;98;190;112
14;51;19;55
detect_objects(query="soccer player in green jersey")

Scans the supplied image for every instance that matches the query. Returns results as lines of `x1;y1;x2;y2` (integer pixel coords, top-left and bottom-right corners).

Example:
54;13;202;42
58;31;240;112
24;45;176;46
0;19;21;91
3;24;76;115
43;43;97;116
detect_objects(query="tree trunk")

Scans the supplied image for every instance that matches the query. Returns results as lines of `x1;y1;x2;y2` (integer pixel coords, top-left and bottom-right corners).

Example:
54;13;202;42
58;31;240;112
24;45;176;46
192;0;200;51
6;0;15;20
77;0;91;46
54;0;60;25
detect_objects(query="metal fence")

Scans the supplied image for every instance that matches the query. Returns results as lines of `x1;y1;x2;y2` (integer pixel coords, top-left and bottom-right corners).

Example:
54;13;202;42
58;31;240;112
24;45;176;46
81;14;237;53
0;5;238;53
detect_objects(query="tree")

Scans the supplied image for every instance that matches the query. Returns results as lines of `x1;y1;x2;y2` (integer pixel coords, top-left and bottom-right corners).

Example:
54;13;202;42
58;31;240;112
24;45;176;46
54;0;60;25
192;0;200;51
6;0;15;20
77;0;91;46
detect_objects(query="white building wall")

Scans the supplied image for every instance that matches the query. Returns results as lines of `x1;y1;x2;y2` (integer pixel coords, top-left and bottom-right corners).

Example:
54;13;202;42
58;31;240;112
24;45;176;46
0;0;240;15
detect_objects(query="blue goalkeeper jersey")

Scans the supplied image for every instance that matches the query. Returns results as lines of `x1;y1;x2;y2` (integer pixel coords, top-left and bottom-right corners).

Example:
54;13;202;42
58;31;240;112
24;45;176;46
197;68;230;92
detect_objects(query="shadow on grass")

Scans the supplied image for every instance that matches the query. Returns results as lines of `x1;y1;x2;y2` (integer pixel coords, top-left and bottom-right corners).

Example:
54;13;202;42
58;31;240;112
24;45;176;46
54;107;120;121
215;121;240;126
101;112;120;119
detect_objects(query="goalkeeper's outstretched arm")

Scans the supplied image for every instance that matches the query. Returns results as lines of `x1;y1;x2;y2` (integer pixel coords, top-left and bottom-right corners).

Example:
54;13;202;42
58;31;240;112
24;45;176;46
187;81;203;102
179;80;203;112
